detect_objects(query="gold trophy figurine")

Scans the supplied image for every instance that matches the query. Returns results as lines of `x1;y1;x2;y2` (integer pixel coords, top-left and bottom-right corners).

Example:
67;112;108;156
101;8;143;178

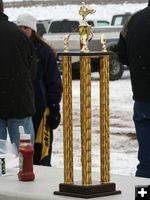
79;2;96;52
64;34;70;52
101;34;107;52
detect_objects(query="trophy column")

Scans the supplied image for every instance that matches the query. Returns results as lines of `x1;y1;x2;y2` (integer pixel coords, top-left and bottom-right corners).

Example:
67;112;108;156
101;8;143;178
80;56;91;185
54;51;121;198
62;55;73;184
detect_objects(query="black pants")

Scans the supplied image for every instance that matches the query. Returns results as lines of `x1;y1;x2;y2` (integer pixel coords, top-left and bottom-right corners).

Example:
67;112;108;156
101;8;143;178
133;101;150;178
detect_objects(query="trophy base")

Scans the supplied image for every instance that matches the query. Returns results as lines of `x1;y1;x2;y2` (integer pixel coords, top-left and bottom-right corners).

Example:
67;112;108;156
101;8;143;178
54;182;121;198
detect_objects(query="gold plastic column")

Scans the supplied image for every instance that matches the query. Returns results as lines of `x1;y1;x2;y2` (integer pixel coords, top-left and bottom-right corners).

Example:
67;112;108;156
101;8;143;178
80;56;92;185
100;53;110;183
62;55;73;184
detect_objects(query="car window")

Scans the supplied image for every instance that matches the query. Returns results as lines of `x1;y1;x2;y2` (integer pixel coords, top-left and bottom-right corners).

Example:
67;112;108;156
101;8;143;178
48;20;79;33
113;16;123;26
97;20;109;26
111;13;131;26
37;23;46;36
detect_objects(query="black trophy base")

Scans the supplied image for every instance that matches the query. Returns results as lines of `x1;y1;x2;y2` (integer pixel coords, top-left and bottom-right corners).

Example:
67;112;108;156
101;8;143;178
54;182;121;198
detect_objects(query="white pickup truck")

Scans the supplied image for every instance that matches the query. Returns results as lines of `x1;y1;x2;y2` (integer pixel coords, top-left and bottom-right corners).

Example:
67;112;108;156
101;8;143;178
42;13;130;80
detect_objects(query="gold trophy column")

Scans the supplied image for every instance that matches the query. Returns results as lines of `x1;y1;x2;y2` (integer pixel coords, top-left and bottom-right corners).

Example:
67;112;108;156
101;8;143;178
62;55;73;184
78;2;95;186
100;34;110;183
80;56;91;185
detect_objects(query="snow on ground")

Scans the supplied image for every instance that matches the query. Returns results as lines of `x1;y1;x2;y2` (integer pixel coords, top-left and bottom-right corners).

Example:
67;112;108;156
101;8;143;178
4;3;147;22
3;0;25;2
3;3;146;176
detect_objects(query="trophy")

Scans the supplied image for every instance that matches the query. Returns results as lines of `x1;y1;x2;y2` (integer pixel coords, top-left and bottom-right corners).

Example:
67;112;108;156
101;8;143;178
54;2;121;198
79;2;95;52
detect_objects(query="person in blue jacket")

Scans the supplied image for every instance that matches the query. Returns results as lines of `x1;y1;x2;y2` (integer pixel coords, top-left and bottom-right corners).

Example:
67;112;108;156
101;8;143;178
16;14;62;166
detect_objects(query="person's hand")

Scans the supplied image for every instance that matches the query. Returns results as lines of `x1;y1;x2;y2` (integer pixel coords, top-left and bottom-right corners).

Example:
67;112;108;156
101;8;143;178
46;105;61;130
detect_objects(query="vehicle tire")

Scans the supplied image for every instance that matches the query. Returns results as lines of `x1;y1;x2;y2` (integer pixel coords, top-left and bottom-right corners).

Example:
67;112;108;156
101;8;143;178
109;54;124;81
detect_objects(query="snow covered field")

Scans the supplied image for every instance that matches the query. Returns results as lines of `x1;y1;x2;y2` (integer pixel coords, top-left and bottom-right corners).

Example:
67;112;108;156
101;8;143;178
3;2;148;176
4;2;147;22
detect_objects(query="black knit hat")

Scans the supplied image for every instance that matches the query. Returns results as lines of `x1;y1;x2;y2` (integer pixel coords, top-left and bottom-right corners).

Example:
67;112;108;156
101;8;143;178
0;0;3;12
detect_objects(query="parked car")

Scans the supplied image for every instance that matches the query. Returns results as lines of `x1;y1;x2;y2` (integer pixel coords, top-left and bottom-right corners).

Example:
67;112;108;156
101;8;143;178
46;18;110;33
43;13;131;80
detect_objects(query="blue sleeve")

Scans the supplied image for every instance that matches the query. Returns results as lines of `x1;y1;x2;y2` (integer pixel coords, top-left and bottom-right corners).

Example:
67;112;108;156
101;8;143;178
42;47;62;108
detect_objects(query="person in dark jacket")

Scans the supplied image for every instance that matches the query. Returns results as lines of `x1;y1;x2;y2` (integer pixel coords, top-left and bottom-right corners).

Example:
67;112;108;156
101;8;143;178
118;1;150;178
16;14;62;166
0;1;36;147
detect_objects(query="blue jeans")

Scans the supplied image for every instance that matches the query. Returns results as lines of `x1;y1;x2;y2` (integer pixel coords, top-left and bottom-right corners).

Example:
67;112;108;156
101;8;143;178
0;117;34;148
133;101;150;178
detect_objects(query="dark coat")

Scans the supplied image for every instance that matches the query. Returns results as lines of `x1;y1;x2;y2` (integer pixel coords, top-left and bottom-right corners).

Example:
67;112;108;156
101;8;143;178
33;43;62;166
0;13;36;118
32;43;62;132
118;6;150;102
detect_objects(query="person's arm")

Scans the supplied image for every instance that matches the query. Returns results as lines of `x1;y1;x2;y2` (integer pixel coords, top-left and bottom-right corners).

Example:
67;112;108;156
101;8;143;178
117;32;129;66
117;16;132;66
44;48;62;105
43;47;62;129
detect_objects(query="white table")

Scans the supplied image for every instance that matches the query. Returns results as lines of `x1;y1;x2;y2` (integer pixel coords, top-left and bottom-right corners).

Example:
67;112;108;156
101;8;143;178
0;166;149;200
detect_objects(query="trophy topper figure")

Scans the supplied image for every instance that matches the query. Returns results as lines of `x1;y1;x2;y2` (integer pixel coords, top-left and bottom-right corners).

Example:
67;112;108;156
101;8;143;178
64;34;70;52
101;34;107;52
79;2;96;52
79;2;96;25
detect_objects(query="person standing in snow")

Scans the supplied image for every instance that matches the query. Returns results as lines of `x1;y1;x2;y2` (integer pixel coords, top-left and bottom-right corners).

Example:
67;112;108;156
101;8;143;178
0;0;36;147
16;14;62;166
118;0;150;178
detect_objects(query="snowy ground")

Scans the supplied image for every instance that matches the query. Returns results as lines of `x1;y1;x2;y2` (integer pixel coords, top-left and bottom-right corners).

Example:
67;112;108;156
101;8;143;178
4;3;147;22
2;2;146;177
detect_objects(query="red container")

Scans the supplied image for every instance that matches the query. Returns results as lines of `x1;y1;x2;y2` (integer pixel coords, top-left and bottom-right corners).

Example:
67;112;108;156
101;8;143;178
18;128;35;181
